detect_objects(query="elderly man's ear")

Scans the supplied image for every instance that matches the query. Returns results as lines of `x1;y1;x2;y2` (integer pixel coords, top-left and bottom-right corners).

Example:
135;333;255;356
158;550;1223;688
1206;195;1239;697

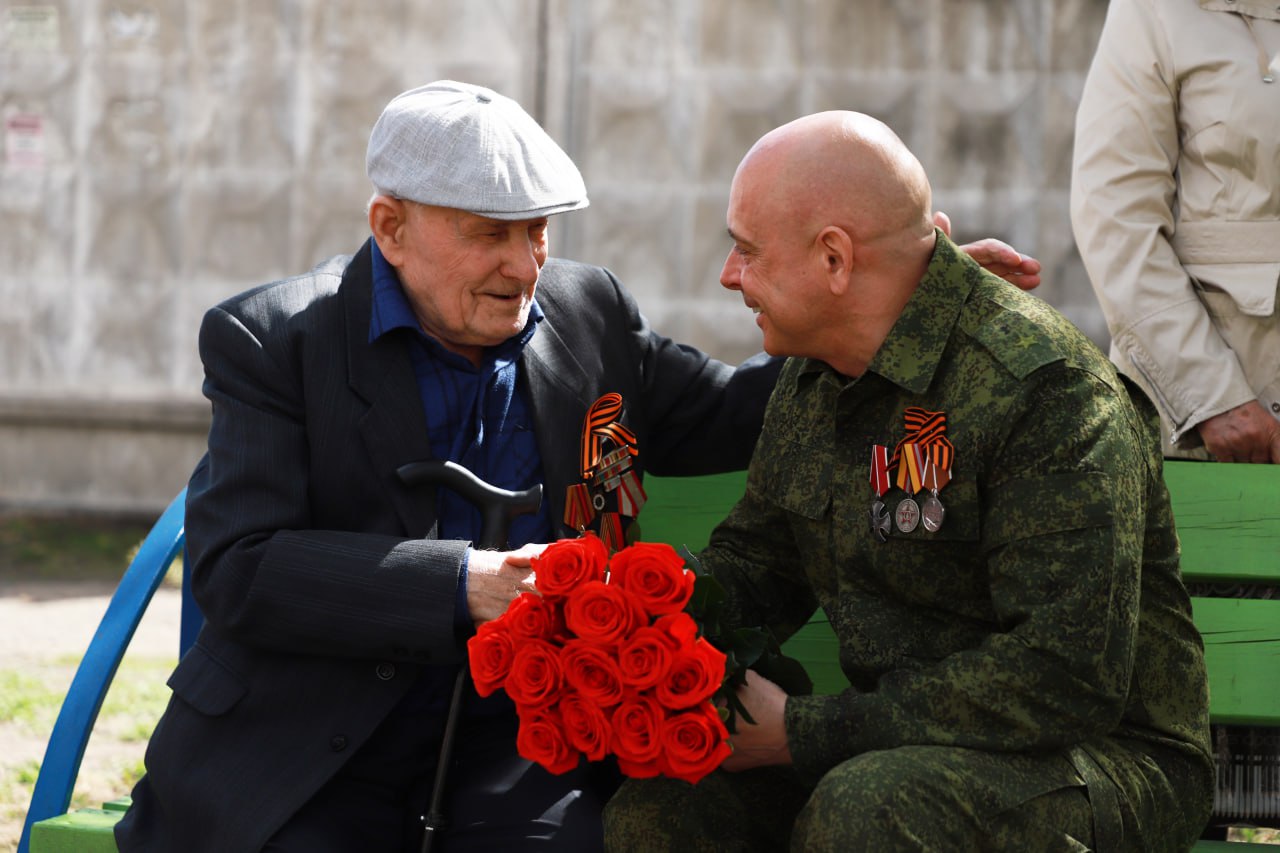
369;195;408;264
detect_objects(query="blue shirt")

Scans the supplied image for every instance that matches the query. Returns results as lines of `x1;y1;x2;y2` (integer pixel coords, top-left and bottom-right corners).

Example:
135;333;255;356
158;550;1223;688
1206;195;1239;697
368;240;553;550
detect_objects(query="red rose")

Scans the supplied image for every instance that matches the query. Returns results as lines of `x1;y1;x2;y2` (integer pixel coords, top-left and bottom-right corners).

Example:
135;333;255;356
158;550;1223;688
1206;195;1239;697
610;693;666;778
533;533;609;598
562;581;643;648
505;639;563;707
560;639;625;707
654;611;699;648
560;690;613;761
515;706;581;775
617;625;676;691
467;620;515;698
659;703;731;785
504;591;563;642
655;637;726;710
609;542;695;616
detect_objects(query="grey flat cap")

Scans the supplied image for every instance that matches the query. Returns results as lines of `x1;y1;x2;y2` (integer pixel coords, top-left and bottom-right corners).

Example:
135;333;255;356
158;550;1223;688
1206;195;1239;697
366;81;588;220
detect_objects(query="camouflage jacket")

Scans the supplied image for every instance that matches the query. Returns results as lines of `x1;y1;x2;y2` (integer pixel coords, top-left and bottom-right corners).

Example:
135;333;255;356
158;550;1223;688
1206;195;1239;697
703;234;1213;844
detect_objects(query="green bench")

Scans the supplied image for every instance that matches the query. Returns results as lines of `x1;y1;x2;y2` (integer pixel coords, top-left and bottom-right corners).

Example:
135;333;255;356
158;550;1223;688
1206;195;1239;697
23;461;1280;850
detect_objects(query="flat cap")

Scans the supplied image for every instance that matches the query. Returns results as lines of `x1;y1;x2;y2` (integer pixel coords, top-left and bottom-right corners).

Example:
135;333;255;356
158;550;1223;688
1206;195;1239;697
366;81;588;220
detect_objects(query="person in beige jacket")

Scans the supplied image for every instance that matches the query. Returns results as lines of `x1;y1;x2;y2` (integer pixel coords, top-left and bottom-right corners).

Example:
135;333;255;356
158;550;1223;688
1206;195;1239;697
1071;0;1280;464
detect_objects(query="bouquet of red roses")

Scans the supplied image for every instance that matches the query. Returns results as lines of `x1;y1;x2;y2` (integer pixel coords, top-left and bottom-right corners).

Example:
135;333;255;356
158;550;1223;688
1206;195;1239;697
467;532;808;785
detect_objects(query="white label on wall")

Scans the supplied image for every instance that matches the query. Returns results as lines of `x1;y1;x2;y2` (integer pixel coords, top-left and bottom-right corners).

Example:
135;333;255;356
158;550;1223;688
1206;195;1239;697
7;6;59;52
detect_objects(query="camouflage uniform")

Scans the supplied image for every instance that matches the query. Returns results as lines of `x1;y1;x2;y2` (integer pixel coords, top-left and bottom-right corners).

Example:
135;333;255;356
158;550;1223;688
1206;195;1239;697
605;235;1213;852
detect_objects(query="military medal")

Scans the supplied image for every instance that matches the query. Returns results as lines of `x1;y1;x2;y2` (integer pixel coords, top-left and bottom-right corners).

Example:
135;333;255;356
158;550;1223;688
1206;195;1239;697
564;483;595;532
920;458;950;533
890;408;955;536
565;393;643;551
868;445;892;542
894;442;925;533
894;496;920;533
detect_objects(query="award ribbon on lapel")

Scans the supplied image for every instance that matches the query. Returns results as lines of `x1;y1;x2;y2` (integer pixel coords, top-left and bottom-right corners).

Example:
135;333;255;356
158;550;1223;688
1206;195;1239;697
890;407;954;534
565;393;645;550
869;445;891;542
579;393;638;480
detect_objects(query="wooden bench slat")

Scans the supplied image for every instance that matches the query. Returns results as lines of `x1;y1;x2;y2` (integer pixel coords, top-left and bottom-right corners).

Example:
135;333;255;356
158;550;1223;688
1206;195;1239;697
29;808;122;853
1167;461;1280;586
1194;597;1280;726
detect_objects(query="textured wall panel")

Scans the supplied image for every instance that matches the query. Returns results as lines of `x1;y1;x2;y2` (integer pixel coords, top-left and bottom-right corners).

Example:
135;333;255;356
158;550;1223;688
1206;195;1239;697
0;0;1120;512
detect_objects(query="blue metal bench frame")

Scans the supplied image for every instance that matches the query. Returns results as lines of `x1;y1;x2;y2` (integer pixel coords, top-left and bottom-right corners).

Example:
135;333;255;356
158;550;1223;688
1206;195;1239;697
17;489;200;853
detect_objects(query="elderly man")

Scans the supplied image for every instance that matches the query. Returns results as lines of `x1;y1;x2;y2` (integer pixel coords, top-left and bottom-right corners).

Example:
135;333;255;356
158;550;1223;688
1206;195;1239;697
605;112;1214;851
115;83;1042;852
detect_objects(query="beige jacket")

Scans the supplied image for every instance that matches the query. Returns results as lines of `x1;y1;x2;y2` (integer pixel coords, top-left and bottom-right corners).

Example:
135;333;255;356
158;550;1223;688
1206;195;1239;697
1071;0;1280;455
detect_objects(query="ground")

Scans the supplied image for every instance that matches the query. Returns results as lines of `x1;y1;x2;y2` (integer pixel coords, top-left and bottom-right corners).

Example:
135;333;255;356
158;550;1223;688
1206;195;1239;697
0;514;178;852
0;579;180;851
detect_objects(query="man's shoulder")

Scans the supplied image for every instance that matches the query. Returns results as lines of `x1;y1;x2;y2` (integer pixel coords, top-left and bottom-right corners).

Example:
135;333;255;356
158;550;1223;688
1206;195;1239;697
534;257;628;319
959;276;1114;384
206;251;362;344
537;256;617;291
218;253;352;314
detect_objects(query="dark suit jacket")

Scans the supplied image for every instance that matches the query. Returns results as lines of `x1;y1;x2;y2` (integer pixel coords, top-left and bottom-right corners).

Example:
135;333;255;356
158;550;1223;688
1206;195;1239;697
116;240;778;851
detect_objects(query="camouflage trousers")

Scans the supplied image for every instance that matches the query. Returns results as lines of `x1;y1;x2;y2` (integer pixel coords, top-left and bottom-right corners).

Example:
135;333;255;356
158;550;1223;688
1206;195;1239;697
604;745;1103;852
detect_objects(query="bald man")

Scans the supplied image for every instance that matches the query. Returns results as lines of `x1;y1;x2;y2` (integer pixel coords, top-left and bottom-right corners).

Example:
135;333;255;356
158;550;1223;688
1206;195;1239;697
604;113;1213;851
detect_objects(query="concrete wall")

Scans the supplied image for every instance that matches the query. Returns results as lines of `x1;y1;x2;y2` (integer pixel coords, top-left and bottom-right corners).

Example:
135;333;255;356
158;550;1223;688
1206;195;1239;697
0;0;1109;516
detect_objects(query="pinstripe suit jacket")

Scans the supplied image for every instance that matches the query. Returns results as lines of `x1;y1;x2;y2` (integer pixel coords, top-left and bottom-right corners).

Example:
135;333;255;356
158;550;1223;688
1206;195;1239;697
115;239;778;851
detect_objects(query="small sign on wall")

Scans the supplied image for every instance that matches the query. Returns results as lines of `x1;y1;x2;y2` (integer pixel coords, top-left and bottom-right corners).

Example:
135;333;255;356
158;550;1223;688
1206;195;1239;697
6;6;60;52
5;113;46;170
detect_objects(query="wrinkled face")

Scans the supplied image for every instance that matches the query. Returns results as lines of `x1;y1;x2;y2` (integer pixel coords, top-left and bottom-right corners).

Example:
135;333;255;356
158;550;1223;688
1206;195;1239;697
395;204;549;362
719;168;823;359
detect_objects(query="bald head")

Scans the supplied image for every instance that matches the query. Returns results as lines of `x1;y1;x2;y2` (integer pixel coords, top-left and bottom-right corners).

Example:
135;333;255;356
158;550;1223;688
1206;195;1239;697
721;111;939;376
733;111;934;251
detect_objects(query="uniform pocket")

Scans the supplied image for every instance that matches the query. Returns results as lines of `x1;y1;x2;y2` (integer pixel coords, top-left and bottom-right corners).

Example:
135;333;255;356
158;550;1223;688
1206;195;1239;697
767;439;834;522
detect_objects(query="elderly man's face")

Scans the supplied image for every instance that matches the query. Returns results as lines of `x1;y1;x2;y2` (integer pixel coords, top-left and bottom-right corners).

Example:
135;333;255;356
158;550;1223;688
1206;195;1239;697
395;203;548;363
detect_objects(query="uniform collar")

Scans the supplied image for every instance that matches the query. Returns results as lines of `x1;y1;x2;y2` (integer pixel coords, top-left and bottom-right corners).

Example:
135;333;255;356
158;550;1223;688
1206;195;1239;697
796;230;978;395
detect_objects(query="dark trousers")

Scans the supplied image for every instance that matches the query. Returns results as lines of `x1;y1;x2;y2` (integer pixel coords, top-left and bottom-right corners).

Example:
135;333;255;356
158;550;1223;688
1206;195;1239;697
266;678;619;852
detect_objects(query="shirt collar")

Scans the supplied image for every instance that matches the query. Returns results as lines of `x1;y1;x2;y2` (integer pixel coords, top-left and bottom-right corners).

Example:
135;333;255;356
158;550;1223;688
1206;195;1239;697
367;237;545;361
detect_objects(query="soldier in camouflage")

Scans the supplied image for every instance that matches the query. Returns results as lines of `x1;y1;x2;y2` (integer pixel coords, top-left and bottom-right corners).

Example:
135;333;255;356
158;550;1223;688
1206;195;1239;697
604;113;1213;851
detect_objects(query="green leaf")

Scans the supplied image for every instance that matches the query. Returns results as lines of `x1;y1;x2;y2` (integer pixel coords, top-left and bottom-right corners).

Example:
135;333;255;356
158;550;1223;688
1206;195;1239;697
686;573;725;623
753;651;814;697
721;689;756;733
728;627;767;670
678;545;703;573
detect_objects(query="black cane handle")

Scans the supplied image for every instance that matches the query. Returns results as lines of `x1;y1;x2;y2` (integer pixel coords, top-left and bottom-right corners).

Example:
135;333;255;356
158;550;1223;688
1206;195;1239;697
397;459;543;549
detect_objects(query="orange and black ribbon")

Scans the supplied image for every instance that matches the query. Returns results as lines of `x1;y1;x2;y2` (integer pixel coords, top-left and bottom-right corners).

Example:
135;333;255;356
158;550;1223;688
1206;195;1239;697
890;407;954;492
579;393;638;480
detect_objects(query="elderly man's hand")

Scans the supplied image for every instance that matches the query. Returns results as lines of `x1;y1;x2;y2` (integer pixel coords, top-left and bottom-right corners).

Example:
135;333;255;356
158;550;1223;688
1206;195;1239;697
466;543;546;624
721;669;793;772
933;211;1042;291
1198;401;1280;464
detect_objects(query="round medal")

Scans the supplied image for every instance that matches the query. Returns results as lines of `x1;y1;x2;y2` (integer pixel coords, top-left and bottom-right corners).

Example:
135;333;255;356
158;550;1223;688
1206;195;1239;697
894;497;920;533
921;494;946;532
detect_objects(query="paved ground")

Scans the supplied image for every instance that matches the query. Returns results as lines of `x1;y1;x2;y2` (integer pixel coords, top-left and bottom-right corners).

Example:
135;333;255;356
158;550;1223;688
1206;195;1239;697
0;580;181;851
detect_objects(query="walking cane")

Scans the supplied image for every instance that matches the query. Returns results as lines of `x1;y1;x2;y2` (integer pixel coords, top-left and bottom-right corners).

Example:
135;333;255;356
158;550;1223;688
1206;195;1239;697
396;460;543;853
